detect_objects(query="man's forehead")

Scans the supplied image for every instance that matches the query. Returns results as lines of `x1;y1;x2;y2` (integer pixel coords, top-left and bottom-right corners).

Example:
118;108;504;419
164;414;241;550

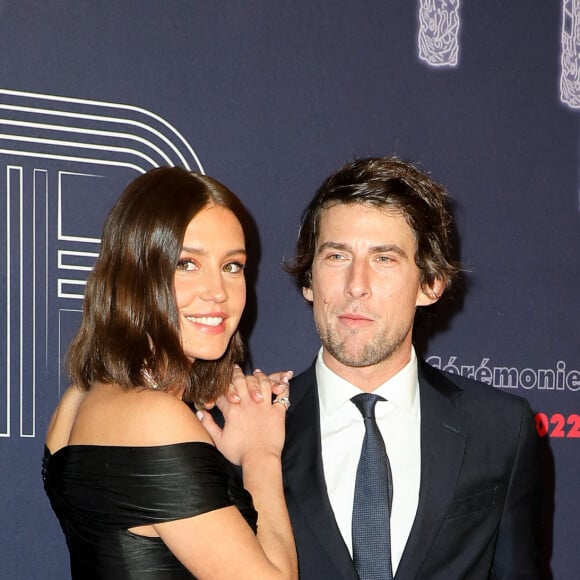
320;200;402;218
318;202;407;230
315;202;417;249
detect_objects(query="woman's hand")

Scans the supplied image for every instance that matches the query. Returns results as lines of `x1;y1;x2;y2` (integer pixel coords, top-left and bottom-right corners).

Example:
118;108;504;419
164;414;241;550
225;367;293;404
198;367;289;466
200;368;292;410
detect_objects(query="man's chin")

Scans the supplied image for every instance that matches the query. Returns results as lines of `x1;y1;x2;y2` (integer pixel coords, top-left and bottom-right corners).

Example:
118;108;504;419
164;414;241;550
326;346;384;369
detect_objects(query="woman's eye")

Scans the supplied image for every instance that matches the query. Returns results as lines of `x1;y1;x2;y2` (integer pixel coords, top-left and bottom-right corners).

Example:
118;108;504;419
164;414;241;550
223;261;245;274
176;258;197;272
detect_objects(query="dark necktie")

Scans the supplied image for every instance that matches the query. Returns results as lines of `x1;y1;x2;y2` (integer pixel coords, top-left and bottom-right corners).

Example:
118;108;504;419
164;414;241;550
351;393;394;580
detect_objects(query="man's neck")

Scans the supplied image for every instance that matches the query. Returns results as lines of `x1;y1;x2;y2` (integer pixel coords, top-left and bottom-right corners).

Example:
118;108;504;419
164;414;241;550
322;346;413;392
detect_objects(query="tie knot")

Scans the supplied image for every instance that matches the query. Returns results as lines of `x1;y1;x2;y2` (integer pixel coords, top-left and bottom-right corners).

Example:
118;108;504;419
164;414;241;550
351;393;385;419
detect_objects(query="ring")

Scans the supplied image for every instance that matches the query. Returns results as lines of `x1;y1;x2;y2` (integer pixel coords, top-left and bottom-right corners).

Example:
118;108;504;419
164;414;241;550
274;396;290;410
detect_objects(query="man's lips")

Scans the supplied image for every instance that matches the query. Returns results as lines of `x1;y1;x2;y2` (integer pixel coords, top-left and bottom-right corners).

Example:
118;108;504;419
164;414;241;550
338;313;374;327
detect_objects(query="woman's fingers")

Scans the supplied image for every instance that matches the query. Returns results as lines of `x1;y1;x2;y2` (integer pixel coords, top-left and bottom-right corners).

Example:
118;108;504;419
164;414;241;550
272;395;291;411
270;370;292;402
268;370;293;387
227;364;249;402
247;369;266;402
271;383;286;396
196;409;221;443
226;367;293;404
225;365;264;403
224;387;241;404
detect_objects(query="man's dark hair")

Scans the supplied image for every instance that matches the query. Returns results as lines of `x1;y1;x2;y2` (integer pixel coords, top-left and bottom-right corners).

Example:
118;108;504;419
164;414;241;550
285;157;461;293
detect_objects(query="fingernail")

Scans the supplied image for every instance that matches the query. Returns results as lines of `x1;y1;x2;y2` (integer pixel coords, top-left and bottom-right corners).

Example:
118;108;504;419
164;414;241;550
253;368;262;373
196;411;204;421
255;391;264;400
231;394;240;402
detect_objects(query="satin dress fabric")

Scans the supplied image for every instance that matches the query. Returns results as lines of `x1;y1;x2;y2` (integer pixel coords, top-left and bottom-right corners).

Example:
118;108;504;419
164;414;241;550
43;442;257;579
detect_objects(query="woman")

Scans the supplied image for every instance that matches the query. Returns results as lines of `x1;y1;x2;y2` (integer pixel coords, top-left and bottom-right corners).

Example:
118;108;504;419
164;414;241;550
42;167;297;579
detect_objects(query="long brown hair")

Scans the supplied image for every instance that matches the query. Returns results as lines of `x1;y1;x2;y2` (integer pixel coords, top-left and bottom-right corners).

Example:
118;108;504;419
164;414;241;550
67;166;249;404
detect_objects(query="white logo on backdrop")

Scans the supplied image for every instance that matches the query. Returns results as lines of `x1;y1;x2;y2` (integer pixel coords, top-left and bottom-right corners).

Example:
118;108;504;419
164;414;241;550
418;0;461;67
427;356;580;392
561;0;580;108
0;88;202;437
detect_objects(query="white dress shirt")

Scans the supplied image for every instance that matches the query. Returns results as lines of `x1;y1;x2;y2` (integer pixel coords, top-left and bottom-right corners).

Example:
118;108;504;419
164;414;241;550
316;347;421;574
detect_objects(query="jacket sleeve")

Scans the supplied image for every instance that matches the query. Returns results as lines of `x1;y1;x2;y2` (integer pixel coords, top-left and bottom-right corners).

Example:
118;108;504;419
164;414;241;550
491;398;542;579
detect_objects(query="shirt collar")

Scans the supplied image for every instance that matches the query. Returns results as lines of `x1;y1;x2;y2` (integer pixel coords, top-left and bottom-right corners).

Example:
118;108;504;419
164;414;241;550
316;347;419;418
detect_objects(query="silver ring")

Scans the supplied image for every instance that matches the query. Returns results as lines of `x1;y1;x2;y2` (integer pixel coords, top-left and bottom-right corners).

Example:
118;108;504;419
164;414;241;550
274;396;290;410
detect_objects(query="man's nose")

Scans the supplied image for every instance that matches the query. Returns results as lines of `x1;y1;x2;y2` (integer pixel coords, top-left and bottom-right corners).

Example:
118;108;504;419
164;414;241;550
345;259;371;299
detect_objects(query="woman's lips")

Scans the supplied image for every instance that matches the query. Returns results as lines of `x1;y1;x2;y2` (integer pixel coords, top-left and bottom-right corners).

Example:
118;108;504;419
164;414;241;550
185;313;227;333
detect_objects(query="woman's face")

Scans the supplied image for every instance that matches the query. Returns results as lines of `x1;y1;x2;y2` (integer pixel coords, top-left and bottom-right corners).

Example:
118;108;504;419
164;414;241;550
174;204;246;362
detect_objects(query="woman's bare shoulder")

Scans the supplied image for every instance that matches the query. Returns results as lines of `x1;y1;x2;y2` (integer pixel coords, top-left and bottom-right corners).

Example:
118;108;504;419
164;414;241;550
127;388;213;446
67;384;213;448
45;385;88;452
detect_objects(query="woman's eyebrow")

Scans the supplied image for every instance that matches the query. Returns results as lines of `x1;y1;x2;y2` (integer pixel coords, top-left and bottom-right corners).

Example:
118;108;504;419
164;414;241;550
180;246;246;257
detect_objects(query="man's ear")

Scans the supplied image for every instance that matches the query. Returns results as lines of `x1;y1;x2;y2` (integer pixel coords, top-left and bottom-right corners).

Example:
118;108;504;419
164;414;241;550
302;286;314;303
417;276;446;307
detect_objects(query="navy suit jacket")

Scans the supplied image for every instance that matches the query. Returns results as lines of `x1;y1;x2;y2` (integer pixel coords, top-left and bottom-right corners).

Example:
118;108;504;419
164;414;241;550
282;359;541;580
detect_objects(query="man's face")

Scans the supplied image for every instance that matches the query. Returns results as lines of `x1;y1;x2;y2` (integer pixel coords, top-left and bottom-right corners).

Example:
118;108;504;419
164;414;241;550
303;203;441;378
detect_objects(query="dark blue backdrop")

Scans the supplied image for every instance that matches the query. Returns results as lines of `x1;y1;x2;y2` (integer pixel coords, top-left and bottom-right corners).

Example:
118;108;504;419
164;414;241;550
1;2;577;578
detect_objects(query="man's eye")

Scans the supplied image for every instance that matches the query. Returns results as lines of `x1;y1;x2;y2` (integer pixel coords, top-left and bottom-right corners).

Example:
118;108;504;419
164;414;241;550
223;261;245;274
176;258;197;272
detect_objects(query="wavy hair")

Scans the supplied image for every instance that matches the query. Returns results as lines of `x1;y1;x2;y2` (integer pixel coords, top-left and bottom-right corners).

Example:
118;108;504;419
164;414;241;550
285;157;461;293
67;166;249;404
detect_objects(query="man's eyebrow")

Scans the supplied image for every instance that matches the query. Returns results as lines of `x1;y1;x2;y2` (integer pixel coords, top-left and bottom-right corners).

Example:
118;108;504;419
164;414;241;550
316;241;351;254
369;244;408;257
316;241;408;257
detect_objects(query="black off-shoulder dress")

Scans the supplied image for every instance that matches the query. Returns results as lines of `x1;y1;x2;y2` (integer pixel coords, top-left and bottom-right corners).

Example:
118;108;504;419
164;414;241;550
42;442;257;579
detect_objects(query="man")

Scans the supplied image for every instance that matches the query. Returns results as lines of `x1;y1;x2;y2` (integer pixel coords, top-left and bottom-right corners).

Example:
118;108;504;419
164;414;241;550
282;157;540;579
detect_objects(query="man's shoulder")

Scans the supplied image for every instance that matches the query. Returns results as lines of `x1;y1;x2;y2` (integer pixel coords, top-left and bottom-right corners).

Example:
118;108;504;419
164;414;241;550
291;362;316;385
288;361;318;410
419;359;532;412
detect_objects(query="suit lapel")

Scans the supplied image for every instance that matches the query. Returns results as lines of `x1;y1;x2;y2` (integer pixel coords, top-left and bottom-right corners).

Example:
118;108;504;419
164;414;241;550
283;363;358;580
395;361;470;580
